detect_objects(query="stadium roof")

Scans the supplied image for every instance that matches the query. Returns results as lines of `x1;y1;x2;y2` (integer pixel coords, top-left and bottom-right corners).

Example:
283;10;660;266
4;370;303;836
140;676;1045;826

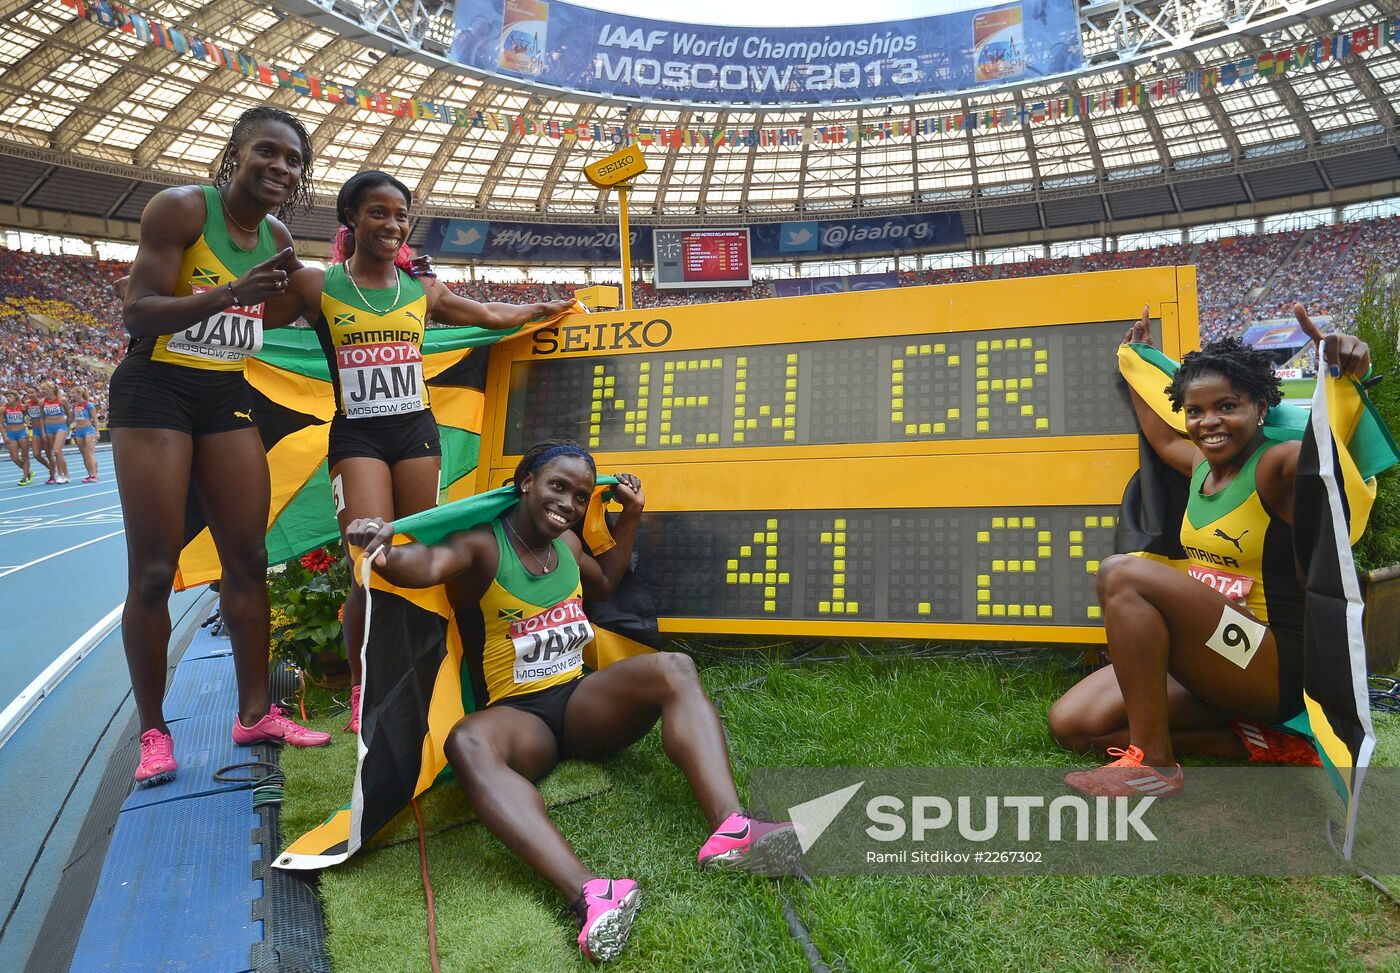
0;0;1396;246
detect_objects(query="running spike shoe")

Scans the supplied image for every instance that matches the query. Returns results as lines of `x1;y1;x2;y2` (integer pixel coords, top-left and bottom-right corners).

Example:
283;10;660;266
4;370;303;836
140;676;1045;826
343;684;361;734
573;877;641;962
82;475;98;483
233;705;332;747
1231;720;1323;767
44;476;55;485
1064;745;1183;798
698;811;801;876
135;728;177;787
18;473;33;486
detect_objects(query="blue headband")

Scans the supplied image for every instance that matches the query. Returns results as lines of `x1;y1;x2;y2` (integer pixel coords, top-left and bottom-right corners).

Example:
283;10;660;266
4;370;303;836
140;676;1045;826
525;444;595;476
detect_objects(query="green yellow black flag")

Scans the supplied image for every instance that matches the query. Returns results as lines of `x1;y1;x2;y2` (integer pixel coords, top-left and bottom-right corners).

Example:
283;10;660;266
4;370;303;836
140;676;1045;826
275;481;658;870
1116;342;1399;853
173;309;578;589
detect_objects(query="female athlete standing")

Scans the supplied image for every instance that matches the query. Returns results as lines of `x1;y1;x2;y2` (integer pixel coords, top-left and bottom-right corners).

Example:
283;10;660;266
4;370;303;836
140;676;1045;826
113;105;329;788
273;170;572;732
1048;305;1372;795
69;385;100;482
3;390;32;485
38;381;70;484
25;389;51;483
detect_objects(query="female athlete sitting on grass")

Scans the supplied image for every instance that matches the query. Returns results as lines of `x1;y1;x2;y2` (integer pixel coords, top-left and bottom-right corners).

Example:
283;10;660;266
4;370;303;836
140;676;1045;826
1048;304;1371;797
346;440;797;963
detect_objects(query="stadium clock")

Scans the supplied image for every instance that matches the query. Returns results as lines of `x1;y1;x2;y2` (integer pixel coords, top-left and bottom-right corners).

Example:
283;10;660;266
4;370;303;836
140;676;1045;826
477;266;1200;643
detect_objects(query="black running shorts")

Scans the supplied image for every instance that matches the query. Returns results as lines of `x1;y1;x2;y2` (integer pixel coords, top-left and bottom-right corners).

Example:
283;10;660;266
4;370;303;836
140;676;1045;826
326;410;441;467
489;677;585;745
108;353;256;436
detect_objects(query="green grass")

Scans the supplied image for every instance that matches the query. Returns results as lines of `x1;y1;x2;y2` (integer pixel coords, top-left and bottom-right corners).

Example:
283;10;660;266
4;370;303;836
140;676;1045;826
278;650;1400;972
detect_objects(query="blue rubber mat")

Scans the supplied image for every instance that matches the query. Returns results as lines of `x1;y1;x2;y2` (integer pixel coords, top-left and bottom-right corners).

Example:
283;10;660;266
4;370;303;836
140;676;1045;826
69;789;261;973
163;655;238;723
121;711;253;812
182;623;233;661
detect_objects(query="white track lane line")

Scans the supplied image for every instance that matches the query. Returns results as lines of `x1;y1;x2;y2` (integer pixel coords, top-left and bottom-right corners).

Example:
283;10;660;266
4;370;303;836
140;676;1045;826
0;530;124;579
0;601;125;749
0;482;116;508
0;503;124;538
0;489;120;516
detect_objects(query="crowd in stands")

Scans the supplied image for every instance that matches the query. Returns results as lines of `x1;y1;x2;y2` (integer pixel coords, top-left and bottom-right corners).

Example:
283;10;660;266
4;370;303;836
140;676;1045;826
0;250;126;420
5;214;1400;418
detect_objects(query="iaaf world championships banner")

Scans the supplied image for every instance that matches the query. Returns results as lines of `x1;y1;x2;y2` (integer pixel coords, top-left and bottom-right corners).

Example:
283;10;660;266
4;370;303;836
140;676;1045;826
451;0;1084;105
426;212;965;263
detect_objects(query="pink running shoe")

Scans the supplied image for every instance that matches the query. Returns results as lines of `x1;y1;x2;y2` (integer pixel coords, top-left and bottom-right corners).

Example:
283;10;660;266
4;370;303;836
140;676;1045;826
573;877;641;962
233;705;332;747
1064;745;1183;798
343;684;361;734
1231;720;1323;767
82;475;98;483
44;476;55;485
135;728;177;787
698;811;801;876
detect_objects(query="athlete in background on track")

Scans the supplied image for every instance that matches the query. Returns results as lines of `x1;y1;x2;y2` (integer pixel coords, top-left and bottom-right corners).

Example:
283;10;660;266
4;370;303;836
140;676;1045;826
69;385;100;483
38;381;70;484
25;389;52;483
2;389;32;485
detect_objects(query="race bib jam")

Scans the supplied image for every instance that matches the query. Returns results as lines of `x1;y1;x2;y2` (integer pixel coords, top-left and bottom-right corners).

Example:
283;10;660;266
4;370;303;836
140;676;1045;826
336;341;425;418
165;285;264;362
510;598;593;685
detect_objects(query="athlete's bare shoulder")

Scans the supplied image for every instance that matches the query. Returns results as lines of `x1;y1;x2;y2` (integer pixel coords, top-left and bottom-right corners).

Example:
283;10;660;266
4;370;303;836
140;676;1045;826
140;185;208;242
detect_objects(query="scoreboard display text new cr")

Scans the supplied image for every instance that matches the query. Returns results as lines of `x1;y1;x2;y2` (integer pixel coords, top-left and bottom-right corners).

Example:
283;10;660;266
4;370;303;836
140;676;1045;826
477;267;1199;643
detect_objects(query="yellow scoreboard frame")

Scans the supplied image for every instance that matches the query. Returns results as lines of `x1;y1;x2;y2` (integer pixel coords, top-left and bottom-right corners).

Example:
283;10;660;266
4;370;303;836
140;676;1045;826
476;266;1199;644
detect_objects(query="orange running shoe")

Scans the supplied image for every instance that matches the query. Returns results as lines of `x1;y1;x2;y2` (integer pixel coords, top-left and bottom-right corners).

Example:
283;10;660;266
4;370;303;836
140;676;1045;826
1064;745;1183;798
1231;720;1323;767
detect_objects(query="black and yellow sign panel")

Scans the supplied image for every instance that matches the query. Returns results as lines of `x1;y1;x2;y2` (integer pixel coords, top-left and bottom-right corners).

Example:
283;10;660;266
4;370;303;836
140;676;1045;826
477;267;1199;643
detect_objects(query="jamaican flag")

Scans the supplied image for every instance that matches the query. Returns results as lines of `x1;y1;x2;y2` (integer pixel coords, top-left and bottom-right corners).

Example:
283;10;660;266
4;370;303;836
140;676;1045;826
275;481;658;870
173;309;577;589
1117;342;1399;854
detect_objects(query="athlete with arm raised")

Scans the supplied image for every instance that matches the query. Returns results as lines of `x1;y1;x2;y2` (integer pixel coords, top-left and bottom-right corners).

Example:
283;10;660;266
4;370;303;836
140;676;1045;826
345;440;797;962
1048;305;1371;795
271;170;573;733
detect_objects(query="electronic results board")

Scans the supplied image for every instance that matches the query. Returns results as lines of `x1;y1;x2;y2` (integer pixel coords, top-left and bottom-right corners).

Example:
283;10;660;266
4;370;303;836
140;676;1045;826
653;228;752;290
476;267;1199;643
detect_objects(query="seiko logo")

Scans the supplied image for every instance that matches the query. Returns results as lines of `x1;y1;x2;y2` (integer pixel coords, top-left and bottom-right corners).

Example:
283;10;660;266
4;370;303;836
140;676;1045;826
532;318;673;355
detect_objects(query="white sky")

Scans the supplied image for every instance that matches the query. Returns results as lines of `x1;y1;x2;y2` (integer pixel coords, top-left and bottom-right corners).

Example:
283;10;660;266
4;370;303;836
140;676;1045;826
566;1;989;27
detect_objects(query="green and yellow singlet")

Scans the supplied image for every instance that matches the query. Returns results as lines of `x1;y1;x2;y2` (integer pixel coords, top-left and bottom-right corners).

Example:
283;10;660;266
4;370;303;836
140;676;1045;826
313;264;430;418
143;185;278;371
1179;441;1303;629
468;518;592;705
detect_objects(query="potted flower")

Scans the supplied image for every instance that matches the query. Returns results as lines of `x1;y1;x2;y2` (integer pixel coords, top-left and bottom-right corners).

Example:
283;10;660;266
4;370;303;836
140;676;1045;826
268;542;352;684
1352;268;1400;673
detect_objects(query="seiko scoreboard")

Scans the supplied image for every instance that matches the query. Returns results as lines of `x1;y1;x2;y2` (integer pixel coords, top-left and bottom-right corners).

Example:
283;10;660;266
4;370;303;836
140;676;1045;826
477;267;1199;643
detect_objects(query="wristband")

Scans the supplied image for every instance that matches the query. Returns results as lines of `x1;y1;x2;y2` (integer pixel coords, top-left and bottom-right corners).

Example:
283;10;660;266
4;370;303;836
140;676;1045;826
227;281;242;307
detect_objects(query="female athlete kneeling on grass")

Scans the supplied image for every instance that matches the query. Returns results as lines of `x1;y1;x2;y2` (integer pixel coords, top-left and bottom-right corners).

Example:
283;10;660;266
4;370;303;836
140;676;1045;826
346;440;798;963
1048;304;1371;797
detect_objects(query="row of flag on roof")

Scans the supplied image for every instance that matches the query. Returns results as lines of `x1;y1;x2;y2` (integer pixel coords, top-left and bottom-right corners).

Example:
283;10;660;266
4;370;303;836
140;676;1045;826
61;0;1400;147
